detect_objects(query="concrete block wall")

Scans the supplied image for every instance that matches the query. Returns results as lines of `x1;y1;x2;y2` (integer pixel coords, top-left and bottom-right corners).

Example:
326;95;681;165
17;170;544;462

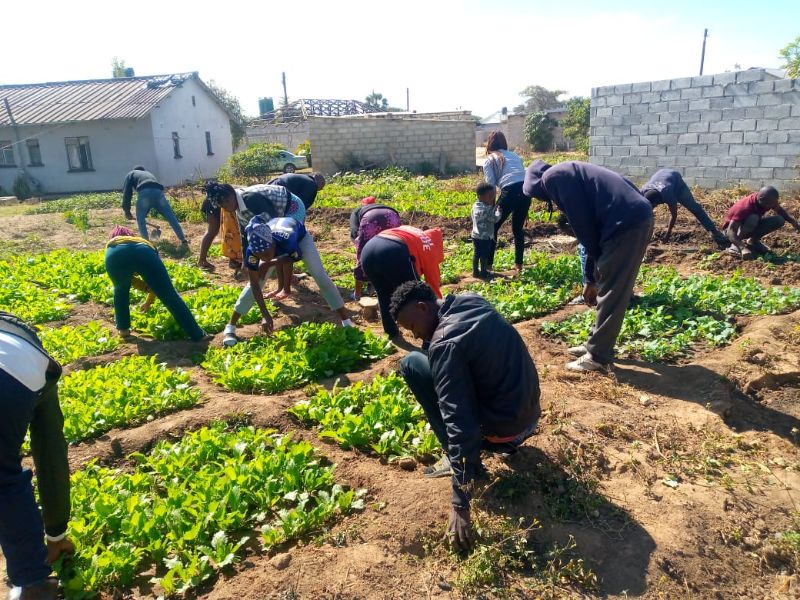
309;115;475;175
243;122;310;152
589;69;800;189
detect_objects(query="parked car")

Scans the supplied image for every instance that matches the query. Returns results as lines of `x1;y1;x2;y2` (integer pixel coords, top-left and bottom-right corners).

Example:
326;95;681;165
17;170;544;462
274;150;308;173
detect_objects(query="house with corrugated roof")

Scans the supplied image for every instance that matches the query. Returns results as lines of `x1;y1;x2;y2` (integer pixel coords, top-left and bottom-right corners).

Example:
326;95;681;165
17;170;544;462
0;72;234;194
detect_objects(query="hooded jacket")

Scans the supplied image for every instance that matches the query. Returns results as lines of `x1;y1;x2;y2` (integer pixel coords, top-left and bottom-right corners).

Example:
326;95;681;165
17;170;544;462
121;169;163;213
523;160;652;260
427;294;541;508
640;169;691;207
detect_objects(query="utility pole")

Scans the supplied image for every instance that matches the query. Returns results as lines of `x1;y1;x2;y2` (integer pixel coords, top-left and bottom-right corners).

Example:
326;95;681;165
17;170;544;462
406;87;410;112
699;28;708;76
3;98;27;176
281;72;289;107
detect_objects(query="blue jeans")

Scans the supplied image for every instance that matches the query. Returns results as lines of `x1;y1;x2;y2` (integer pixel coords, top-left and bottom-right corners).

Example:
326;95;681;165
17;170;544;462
136;187;185;242
0;371;50;587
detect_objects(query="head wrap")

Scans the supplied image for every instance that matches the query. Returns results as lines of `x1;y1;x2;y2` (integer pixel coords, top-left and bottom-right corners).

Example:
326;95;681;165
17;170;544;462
109;225;136;239
361;196;377;206
245;216;273;254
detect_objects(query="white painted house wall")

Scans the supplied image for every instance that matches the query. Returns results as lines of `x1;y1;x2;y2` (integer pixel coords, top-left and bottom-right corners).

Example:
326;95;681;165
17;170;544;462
0;119;156;194
149;78;232;186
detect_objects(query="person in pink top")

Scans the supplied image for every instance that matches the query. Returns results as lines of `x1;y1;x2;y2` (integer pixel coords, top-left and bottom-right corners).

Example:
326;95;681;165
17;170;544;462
722;186;800;259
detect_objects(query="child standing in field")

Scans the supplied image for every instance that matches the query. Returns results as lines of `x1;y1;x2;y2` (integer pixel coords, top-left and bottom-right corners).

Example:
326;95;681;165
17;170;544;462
472;182;502;278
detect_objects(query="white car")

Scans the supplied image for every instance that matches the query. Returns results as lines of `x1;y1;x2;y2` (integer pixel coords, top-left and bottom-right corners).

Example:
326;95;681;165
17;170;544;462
275;150;308;173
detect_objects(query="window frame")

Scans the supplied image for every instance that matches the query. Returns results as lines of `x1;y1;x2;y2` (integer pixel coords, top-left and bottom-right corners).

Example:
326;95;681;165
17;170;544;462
172;132;182;159
26;138;43;167
205;131;213;156
64;136;94;172
0;140;16;168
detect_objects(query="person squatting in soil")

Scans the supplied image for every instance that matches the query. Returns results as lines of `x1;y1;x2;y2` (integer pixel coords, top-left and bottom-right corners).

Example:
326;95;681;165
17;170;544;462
722;186;800;259
483;131;530;273
349;196;402;301
0;312;74;600
200;181;352;346
121;166;187;245
471;182;502;278
390;281;541;551
524;160;654;373
360;225;444;337
105;226;207;341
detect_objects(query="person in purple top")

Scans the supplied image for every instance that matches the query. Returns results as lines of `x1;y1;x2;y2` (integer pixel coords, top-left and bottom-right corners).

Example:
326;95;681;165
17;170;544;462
524;160;653;372
349;197;402;300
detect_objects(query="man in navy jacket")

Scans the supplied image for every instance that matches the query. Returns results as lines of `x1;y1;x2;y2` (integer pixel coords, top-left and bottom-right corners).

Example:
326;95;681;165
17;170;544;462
390;281;541;551
524;160;654;372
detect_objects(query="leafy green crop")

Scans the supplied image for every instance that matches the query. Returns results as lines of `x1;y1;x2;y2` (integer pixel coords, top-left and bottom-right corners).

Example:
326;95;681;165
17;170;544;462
29;193;122;214
467;252;582;322
541;267;800;361
319;251;354;285
440;240;516;284
0;259;71;323
131;285;265;340
38;322;119;364
58;424;360;597
59;356;200;443
203;323;394;393
290;373;439;458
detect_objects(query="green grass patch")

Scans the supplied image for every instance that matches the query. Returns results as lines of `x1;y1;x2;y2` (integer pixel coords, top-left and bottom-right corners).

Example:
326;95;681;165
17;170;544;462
59;355;200;443
38;322;119;364
28;193;122;214
57;423;361;597
289;373;439;458
202;323;394;394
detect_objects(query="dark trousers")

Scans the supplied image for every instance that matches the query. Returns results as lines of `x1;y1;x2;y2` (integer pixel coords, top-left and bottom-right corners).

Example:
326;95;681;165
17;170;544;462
105;243;204;340
472;238;493;274
361;236;418;336
0;372;51;587
492;181;531;267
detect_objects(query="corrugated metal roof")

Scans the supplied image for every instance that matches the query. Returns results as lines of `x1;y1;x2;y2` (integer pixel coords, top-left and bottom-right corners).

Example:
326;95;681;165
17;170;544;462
0;73;199;126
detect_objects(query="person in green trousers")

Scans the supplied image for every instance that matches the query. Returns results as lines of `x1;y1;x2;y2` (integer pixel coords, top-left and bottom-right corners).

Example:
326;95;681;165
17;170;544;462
105;226;206;340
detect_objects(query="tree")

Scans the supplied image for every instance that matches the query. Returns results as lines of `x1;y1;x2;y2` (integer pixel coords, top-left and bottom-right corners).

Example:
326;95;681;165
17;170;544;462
206;80;247;150
365;91;389;110
561;96;591;153
515;85;566;114
524;111;557;151
779;36;800;79
111;57;133;78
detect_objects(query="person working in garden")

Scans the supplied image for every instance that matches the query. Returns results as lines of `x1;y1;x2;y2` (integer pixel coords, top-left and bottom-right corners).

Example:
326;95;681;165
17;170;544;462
471;182;502;278
197;195;243;277
121;166;187;245
360;225;444;338
0;312;74;600
640;169;728;247
201;182;352;346
483;131;530;273
524;160;653;372
722;186;800;259
267;172;326;210
390;281;541;551
242;215;306;304
349;196;402;301
105;226;207;341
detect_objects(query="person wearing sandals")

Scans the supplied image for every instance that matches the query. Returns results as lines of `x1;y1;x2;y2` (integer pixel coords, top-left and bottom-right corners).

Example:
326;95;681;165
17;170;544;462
390;281;541;551
483;131;530;273
721;186;799;259
0;312;74;600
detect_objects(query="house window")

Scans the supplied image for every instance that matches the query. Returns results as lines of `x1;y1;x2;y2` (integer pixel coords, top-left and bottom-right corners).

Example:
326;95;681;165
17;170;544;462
65;136;93;171
27;139;43;166
205;131;213;155
191;95;196;107
172;132;182;159
0;141;15;167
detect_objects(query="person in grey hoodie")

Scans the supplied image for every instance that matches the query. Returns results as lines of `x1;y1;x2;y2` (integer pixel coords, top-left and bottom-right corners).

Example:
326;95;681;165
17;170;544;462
523;160;653;372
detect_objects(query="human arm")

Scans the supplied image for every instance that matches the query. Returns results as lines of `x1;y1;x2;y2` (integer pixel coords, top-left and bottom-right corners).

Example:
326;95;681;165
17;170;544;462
349;208;362;240
198;211;221;269
483;156;498;188
122;172;135;217
727;220;747;251
776;205;800;231
664;203;678;241
431;342;482;549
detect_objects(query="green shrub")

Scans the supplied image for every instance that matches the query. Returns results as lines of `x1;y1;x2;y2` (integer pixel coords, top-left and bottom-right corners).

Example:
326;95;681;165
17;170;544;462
524;111;557;151
562;97;590;153
12;173;35;200
224;143;285;179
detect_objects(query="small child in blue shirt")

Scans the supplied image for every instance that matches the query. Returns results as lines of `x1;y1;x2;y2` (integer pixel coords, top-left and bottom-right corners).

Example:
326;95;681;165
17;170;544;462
471;182;502;278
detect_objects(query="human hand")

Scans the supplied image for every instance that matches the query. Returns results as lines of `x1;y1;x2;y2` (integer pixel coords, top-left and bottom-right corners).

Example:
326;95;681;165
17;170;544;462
446;506;474;552
741;248;755;261
138;301;152;313
46;537;75;564
261;317;274;335
583;283;598;306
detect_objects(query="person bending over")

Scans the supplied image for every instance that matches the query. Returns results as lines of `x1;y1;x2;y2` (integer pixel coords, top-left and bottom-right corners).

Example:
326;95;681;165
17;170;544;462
391;281;541;551
267;172;326;210
244;215;305;304
722;186;799;259
349;196;402;300
121;166;187;245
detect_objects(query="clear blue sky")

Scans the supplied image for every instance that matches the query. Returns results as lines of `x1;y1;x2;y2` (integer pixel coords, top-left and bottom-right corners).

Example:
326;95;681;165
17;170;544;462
2;0;797;118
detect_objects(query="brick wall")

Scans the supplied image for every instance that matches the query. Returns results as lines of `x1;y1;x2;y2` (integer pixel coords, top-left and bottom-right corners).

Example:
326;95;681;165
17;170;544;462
589;69;800;189
309;115;475;175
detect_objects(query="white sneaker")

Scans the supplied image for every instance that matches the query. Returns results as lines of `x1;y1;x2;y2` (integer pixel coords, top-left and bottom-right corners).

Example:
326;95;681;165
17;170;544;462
222;324;238;347
568;344;588;357
566;353;608;372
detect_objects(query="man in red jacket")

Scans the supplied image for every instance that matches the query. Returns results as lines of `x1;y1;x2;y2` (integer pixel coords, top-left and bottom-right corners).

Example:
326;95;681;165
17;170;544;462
722;186;800;259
